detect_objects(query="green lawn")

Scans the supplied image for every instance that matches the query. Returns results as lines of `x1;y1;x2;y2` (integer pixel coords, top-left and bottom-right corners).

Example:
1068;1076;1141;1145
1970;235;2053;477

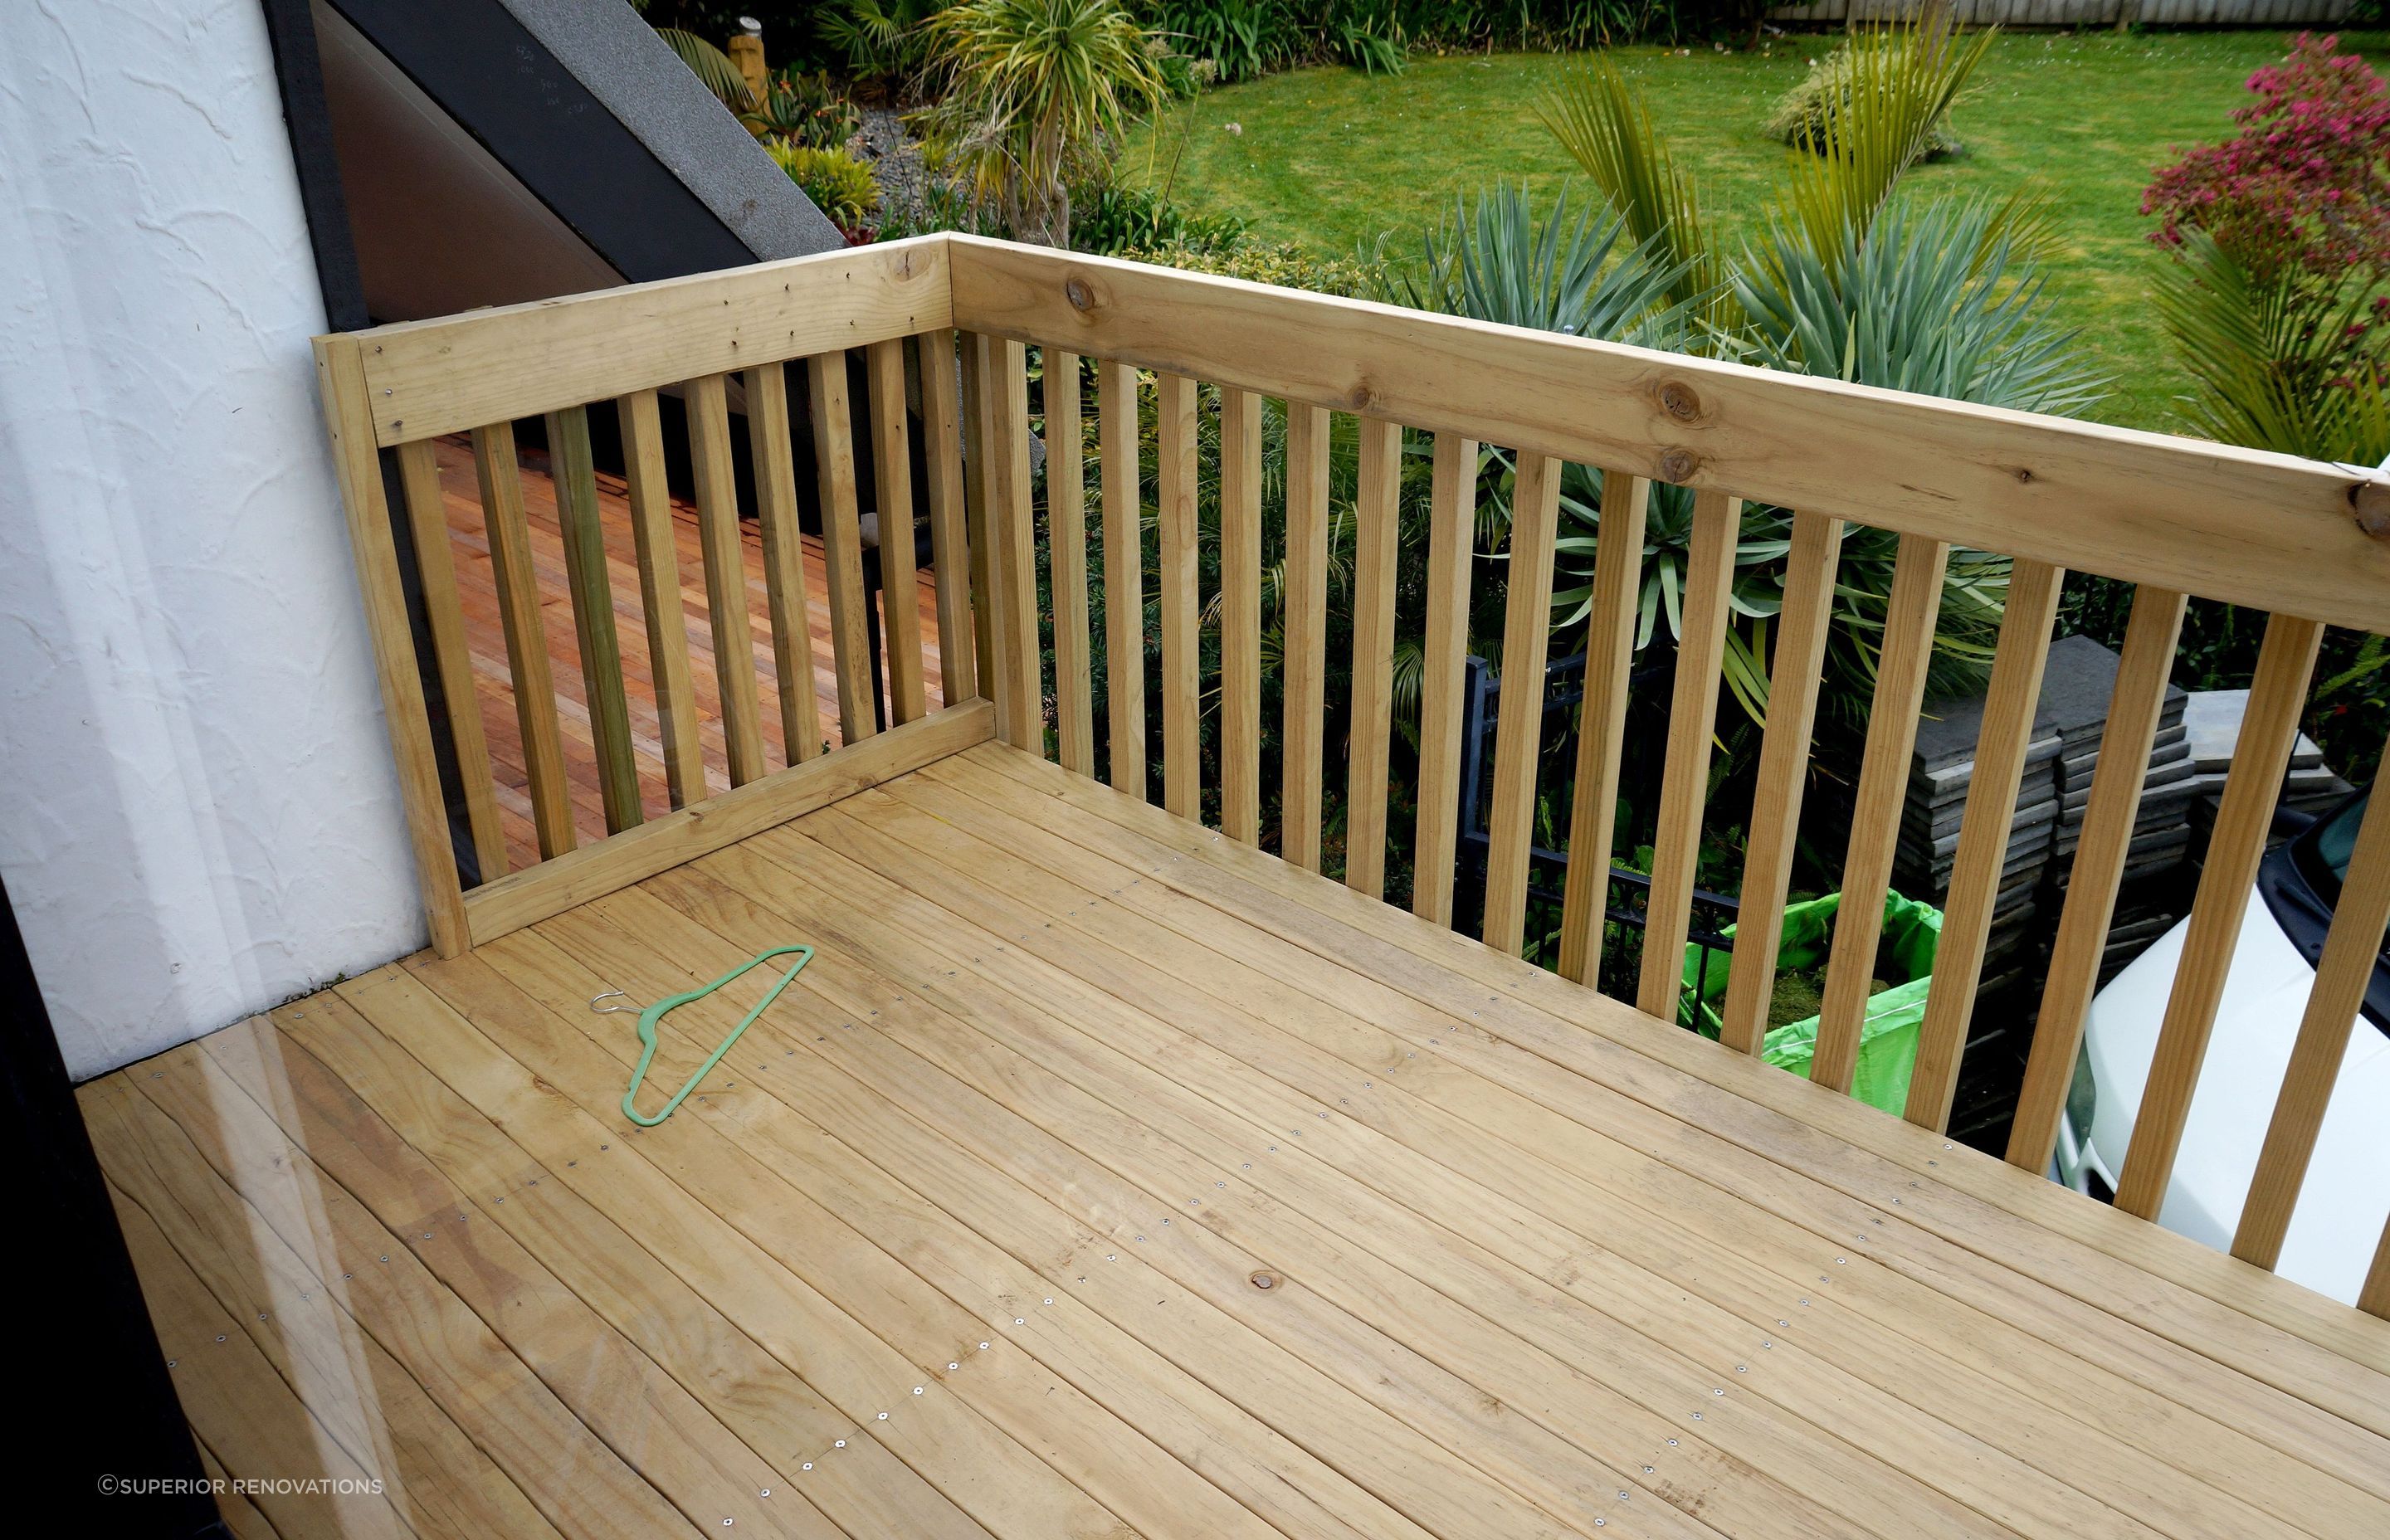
1123;30;2389;432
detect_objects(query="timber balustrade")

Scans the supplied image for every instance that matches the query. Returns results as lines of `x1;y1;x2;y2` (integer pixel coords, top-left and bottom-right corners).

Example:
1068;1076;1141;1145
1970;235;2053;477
317;231;2390;1316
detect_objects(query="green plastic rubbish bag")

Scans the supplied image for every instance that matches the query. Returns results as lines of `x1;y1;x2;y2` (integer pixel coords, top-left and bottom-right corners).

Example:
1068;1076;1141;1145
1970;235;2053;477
1679;890;1942;1117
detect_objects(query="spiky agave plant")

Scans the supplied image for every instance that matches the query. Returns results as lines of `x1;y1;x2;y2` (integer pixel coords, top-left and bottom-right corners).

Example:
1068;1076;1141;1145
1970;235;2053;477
919;0;1171;249
1730;194;2106;725
1375;181;1697;343
1734;196;2105;417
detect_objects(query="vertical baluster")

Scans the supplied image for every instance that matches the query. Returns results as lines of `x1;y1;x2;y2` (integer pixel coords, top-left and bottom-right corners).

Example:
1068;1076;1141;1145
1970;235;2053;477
1100;358;1147;799
1906;558;2066;1131
1718;510;1846;1053
1413;432;1480;923
919;329;978;705
2363;1221;2390;1319
393;439;506;877
544;405;642;833
1346;417;1402;899
1049;350;1095;775
2115;612;2324;1213
1280;405;1331;870
2007;584;2186;1166
617;390;707;808
1220;387;1264;842
1816;534;1949;1093
1481;453;1563;956
866;339;929;724
1556;471;1649;984
1636;490;1741;1019
1157;372;1201;820
988;338;1043;753
2235;776;2390;1267
806;353;877;746
734;366;822;769
472;420;577;855
961;332;997;697
685;374;768;785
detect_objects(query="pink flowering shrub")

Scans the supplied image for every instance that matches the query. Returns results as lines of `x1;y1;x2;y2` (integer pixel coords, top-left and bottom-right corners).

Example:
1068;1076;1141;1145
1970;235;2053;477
2143;33;2390;287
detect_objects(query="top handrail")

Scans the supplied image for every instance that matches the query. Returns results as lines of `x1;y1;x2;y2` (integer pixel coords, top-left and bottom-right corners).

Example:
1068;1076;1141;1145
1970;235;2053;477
942;234;2390;636
324;231;2390;631
344;236;954;448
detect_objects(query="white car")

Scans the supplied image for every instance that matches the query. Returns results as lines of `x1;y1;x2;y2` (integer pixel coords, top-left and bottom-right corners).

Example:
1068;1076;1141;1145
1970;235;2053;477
2055;788;2390;1304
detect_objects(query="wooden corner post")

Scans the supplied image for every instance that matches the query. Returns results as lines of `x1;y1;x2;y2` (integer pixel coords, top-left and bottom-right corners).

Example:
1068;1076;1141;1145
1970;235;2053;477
310;335;470;957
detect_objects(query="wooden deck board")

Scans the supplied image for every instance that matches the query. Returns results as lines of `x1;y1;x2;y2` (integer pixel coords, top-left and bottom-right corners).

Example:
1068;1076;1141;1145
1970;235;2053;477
83;744;2390;1540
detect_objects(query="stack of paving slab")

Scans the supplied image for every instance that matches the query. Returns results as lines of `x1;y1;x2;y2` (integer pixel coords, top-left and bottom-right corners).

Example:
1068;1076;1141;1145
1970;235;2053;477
2183;690;2353;824
2037;636;2196;984
1894;686;2063;995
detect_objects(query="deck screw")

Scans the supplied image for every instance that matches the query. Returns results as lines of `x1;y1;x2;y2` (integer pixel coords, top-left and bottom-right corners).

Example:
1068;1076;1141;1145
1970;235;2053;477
1692;1411;1704;1421
215;1335;227;1343
1042;1298;1053;1305
1735;1365;1747;1374
1642;1466;1653;1474
1762;1342;1772;1349
914;1386;924;1395
979;1342;989;1349
834;1440;845;1448
168;1361;176;1368
803;1463;812;1471
1666;1438;1678;1447
876;1412;888;1421
1013;1317;1024;1324
1712;1388;1724;1396
949;1362;958;1370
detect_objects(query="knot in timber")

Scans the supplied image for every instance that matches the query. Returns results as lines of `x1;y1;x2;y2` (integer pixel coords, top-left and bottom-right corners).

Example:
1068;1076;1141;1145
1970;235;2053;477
1064;276;1095;313
2353;478;2390;541
1658;447;1699;485
1657;380;1702;422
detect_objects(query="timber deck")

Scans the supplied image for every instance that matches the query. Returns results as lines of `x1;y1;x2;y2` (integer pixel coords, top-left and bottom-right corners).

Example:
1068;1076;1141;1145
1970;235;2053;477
425;435;948;871
86;744;2390;1540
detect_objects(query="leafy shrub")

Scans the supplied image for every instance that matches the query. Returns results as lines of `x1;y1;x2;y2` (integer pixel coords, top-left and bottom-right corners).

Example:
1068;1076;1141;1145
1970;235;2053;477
744;69;864;149
768;142;883;229
1071;179;1248;255
1119;236;1370;295
2144;32;2390;288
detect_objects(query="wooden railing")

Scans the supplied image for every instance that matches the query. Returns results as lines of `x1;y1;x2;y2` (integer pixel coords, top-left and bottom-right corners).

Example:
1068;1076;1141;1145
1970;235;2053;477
317;232;2390;1316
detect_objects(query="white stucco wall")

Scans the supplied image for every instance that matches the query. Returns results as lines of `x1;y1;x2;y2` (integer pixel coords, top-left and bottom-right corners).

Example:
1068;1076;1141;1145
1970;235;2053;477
0;2;421;1079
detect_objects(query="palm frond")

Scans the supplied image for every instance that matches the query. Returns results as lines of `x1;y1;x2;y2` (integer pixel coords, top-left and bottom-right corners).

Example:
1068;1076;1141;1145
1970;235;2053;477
1537;58;1727;333
2151;227;2390;463
656;27;755;112
1769;16;1998;277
